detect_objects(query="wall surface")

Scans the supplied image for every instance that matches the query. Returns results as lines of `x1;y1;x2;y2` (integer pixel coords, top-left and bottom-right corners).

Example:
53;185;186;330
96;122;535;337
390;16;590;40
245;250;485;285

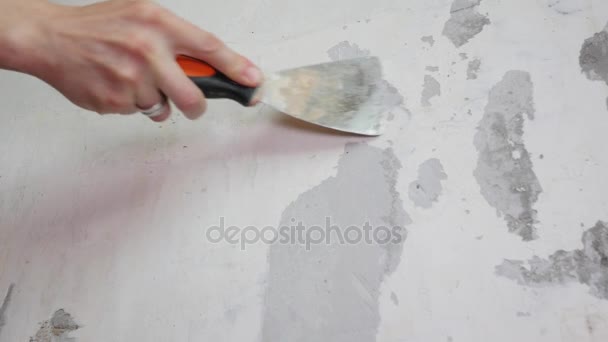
1;0;608;341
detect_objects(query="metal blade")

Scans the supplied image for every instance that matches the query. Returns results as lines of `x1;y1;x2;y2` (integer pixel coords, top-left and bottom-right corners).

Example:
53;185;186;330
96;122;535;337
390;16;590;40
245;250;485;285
257;57;388;136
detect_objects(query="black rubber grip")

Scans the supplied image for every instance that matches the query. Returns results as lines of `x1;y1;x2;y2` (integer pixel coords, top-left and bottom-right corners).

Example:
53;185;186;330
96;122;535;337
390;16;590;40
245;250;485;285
189;73;257;106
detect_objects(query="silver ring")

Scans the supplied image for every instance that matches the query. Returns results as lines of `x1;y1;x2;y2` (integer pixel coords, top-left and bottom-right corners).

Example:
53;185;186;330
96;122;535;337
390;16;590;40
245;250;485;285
138;95;167;118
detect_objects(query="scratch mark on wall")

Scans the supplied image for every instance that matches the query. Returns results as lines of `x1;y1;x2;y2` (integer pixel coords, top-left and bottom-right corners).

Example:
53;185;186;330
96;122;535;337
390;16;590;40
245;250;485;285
409;158;447;208
327;41;404;121
0;283;15;337
261;142;411;342
467;59;481;80
579;25;608;86
443;0;490;47
496;221;608;300
474;70;542;241
421;75;441;106
30;309;80;342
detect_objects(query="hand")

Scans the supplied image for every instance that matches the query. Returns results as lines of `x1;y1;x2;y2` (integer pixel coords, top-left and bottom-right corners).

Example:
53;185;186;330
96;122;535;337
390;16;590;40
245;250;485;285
0;0;263;122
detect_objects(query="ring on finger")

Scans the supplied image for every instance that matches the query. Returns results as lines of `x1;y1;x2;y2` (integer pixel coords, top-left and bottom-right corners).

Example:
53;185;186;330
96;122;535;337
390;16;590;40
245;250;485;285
138;93;168;118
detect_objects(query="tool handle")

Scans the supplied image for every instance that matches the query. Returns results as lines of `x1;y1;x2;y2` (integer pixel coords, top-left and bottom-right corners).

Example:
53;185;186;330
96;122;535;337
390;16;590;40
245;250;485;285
176;55;257;106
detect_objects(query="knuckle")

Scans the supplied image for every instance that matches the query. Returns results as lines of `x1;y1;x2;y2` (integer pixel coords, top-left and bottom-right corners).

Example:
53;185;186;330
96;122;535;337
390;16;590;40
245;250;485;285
128;35;158;58
131;1;167;24
116;64;144;85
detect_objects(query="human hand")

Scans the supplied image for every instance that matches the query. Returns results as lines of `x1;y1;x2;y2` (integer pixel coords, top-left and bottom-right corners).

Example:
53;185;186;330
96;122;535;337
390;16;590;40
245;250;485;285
0;0;262;122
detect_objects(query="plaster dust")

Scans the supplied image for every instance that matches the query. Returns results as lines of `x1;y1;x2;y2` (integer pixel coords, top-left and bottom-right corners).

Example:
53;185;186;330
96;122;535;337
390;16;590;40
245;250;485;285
327;41;404;121
261;143;411;342
30;309;80;342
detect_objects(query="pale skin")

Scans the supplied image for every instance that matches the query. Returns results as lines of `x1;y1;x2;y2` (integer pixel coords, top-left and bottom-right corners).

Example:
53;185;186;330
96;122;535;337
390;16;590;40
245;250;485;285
0;0;263;122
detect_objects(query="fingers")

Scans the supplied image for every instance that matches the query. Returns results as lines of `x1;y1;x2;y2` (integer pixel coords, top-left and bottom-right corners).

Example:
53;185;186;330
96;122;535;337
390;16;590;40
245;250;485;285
152;51;207;120
135;86;171;122
164;18;263;87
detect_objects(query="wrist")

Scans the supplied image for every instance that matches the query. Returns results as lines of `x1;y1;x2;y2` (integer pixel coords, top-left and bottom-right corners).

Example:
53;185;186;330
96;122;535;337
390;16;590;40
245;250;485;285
0;0;62;74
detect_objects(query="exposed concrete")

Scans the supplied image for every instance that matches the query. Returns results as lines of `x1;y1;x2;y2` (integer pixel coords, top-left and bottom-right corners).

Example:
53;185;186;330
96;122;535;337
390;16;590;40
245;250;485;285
421;75;441;106
580;27;608;86
442;0;490;47
496;221;608;300
421;35;435;46
408;158;447;208
467;59;481;79
474;71;542;241
261;143;411;342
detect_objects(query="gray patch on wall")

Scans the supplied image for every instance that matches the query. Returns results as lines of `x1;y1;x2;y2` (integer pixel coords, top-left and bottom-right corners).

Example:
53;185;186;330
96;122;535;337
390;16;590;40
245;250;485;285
421;35;435;46
579;27;608;85
426;66;439;72
443;0;490;47
474;71;542;241
0;284;15;337
327;41;404;120
467;59;481;79
496;221;608;300
30;309;80;342
548;0;587;15
261;143;411;342
409;158;447;208
421;75;441;106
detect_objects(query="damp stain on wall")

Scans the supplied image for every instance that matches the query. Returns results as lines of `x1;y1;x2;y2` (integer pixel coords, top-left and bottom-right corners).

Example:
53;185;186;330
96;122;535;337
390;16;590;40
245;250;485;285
442;0;490;48
408;158;447;208
261;142;411;342
496;221;608;300
30;309;80;342
327;41;404;121
474;70;542;241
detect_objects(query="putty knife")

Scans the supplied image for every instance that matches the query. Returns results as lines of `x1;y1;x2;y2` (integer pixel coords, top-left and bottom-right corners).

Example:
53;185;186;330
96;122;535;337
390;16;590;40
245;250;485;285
177;55;386;136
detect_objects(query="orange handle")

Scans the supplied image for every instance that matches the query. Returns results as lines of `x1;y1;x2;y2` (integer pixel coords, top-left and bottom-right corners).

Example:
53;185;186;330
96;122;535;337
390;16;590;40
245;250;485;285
176;55;217;77
176;55;257;106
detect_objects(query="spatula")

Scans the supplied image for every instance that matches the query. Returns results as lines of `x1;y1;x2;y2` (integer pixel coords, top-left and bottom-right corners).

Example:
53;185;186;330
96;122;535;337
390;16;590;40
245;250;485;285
177;55;387;136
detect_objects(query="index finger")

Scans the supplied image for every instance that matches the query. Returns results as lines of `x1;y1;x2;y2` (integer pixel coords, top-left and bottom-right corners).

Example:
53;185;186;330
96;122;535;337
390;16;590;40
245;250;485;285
162;16;263;87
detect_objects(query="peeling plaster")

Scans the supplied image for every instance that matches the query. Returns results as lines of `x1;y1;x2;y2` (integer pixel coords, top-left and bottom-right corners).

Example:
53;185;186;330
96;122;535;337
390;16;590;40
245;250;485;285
496;221;608;300
261;143;411;342
474;71;542;241
442;0;490;48
30;309;80;342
